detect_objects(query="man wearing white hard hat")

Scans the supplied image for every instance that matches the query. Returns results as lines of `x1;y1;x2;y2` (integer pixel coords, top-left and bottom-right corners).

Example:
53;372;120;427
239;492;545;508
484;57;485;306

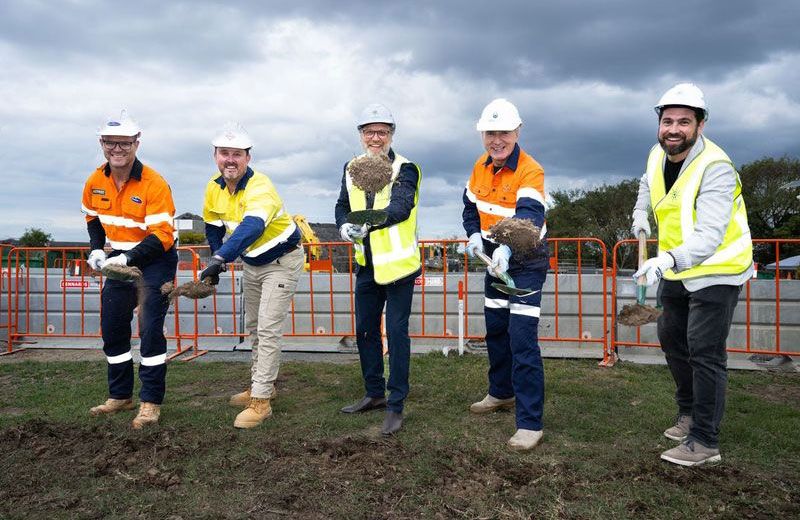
202;123;304;429
631;83;752;466
82;110;178;429
463;98;549;450
334;103;422;435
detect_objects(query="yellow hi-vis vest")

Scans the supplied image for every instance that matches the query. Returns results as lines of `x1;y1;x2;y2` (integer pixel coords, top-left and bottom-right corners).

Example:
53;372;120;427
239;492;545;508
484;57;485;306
647;136;752;280
346;153;421;284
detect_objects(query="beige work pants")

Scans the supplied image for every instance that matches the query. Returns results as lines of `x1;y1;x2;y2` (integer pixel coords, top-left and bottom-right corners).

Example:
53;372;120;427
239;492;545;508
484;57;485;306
242;246;304;398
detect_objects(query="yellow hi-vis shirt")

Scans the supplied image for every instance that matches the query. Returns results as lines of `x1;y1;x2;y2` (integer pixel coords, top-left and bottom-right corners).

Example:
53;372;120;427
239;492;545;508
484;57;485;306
202;169;299;264
346;152;421;284
647;137;752;280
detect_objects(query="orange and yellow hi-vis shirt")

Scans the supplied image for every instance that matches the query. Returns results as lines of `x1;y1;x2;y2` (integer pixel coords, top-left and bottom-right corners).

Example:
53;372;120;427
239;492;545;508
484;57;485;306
81;159;176;266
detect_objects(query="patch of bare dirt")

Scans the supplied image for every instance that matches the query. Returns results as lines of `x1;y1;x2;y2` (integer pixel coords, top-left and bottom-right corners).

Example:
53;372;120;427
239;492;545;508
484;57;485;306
618;303;662;327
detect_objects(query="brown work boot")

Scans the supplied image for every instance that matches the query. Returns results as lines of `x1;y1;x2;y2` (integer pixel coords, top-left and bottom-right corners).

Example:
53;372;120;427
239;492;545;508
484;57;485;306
131;402;161;430
89;398;136;416
229;388;251;408
234;398;273;429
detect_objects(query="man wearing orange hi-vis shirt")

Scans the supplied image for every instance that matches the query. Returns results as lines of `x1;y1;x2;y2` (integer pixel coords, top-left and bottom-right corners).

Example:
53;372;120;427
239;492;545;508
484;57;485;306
81;110;178;429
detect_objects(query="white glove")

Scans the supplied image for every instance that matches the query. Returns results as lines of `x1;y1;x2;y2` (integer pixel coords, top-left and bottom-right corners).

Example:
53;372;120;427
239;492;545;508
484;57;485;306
102;253;128;268
87;249;106;270
339;223;367;242
633;252;674;286
631;210;651;238
465;232;483;258
489;245;511;276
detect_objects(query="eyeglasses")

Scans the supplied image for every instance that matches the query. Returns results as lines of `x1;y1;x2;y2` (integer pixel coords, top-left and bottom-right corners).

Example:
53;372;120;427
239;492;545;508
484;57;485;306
361;129;391;139
101;140;137;151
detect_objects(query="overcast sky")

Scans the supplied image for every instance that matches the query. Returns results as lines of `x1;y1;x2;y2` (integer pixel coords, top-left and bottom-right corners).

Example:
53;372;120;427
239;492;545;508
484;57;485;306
1;0;799;242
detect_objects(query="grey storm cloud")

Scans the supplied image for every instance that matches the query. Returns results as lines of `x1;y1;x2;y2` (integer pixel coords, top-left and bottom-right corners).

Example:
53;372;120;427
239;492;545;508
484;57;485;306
0;0;799;241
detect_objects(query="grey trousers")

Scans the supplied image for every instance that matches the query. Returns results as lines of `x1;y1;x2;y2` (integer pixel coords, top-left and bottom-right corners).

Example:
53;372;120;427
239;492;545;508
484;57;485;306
657;280;742;448
242;246;304;398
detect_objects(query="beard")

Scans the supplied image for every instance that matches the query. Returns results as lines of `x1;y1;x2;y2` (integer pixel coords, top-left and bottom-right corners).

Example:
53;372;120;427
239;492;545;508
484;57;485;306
659;131;698;157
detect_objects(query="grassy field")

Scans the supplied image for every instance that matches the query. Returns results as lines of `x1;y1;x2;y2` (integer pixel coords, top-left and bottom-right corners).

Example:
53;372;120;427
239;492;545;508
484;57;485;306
0;354;798;519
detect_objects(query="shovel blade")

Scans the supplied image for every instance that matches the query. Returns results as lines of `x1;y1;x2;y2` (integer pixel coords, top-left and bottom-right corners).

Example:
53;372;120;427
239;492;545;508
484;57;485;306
346;209;387;227
491;282;539;297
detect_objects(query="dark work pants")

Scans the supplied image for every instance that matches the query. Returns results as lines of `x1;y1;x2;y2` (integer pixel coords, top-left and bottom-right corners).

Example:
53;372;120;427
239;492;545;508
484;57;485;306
102;250;177;404
484;258;548;430
657;280;741;448
354;267;416;413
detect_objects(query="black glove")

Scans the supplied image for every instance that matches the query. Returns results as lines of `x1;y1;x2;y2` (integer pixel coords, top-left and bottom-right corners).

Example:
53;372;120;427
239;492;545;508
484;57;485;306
200;255;227;285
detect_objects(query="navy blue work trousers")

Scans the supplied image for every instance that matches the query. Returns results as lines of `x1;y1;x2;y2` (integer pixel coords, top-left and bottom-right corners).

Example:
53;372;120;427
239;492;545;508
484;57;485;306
354;266;417;413
483;257;548;430
102;250;177;404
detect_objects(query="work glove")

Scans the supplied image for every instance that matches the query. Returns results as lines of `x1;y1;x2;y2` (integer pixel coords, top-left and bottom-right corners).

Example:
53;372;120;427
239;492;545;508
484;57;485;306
102;253;128;268
339;223;368;242
633;252;675;287
465;232;484;258
631;210;651;239
87;249;106;270
200;255;227;285
489;245;511;276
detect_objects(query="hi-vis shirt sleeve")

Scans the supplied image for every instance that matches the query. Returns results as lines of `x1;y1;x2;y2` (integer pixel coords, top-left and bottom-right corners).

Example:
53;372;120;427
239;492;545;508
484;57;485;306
514;161;546;228
144;177;177;251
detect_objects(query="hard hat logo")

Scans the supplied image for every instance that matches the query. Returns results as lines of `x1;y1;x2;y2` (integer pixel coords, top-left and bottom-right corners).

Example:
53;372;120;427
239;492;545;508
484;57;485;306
108;122;121;127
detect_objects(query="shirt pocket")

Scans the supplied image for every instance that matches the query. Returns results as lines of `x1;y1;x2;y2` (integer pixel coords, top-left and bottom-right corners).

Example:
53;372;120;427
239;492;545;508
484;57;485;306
473;184;491;199
91;196;112;211
121;197;146;219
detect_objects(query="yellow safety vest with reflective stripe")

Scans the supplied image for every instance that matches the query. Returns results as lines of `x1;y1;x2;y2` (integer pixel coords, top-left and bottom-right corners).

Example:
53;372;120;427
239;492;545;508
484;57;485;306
647;137;752;280
346;153;421;284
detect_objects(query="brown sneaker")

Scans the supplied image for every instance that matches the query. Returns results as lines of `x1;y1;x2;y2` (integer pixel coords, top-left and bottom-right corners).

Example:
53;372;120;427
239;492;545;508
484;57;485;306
229;388;251;408
664;414;693;441
469;394;515;414
89;398;136;416
234;398;273;429
131;402;161;430
660;440;721;467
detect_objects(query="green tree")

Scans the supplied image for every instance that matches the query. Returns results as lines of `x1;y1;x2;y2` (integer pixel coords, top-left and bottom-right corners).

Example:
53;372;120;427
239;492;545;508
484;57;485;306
547;179;643;269
19;227;52;247
739;156;800;265
179;231;207;245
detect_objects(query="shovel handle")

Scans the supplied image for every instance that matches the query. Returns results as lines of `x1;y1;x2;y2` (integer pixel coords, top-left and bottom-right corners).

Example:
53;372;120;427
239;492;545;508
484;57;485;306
473;249;515;288
637;230;647;304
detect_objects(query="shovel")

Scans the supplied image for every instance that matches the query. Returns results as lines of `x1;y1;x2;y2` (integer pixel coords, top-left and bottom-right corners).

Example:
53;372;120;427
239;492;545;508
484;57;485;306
346;209;388;228
617;230;662;327
473;250;539;297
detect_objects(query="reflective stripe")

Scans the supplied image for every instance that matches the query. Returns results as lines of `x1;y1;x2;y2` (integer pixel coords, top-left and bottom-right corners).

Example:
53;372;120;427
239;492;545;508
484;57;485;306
679;169;704;240
476;199;515;217
141;353;167;366
510;303;541;318
245;221;298;257
81;204;98;216
699;232;752;266
484;297;509;309
372;243;418;266
222;220;239;230
107;351;132;364
205;219;223;226
108;239;138;250
243;209;269;221
98;214;147;230
465;185;477;203
539;222;547;239
480;229;497;242
517;187;546;206
144;212;173;225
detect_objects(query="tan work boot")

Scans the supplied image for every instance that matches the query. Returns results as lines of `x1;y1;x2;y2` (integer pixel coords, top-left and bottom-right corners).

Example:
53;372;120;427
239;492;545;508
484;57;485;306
229;388;251;408
89;398;136;416
131;402;161;430
234;397;273;429
508;429;544;451
469;394;515;414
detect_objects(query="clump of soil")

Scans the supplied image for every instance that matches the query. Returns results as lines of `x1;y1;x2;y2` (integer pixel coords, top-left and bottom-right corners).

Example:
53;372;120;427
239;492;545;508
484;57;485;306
160;280;215;300
618;303;662;326
348;154;393;193
101;264;142;281
489;217;542;260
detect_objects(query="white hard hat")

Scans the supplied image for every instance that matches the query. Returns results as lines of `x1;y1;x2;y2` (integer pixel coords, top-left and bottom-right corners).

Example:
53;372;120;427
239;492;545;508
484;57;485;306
212;122;254;149
654;83;708;120
357;103;395;129
476;98;522;132
98;109;140;137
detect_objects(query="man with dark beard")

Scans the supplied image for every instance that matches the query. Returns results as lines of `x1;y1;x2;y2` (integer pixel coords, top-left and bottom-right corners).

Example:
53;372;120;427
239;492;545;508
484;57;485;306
631;83;753;466
334;104;422;435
